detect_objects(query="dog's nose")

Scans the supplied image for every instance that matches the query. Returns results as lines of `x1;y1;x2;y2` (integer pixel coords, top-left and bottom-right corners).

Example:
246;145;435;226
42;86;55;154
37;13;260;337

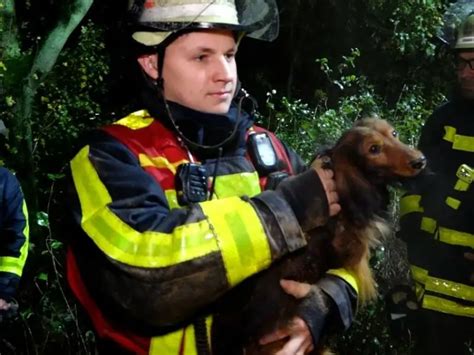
410;156;427;170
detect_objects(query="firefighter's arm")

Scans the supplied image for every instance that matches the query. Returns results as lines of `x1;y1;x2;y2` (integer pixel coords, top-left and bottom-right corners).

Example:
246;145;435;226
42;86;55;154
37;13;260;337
68;133;332;329
260;271;357;350
0;168;29;302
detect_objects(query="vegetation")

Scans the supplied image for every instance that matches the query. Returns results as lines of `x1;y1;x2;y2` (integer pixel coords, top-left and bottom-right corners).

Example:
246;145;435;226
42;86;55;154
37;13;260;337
0;0;460;353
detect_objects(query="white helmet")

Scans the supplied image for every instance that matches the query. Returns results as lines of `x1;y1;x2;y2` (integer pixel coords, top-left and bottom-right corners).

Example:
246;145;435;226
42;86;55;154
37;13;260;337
455;12;474;49
438;1;474;49
128;0;279;46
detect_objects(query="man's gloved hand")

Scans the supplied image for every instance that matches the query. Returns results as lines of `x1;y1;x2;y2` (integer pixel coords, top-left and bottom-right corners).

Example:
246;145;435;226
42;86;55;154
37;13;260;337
276;167;340;232
465;251;474;284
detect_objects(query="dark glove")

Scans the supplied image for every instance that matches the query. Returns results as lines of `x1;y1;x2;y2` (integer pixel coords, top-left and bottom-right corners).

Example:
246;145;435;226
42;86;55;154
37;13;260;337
296;275;357;346
276;168;330;231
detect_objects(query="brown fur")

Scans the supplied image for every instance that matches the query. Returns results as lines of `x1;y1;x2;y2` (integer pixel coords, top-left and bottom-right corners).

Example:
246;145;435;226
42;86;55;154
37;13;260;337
211;118;426;354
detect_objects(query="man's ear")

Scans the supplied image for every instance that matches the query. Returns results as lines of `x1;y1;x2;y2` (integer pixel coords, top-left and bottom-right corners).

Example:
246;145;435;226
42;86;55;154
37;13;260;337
137;53;159;80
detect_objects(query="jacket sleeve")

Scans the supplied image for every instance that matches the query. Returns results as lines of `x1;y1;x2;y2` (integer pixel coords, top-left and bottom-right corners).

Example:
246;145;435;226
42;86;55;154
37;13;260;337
0;168;29;301
398;109;447;270
280;139;359;332
68;132;314;329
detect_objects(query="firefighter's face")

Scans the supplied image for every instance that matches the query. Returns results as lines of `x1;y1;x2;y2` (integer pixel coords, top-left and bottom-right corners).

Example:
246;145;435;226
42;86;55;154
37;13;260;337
138;29;238;114
456;51;474;100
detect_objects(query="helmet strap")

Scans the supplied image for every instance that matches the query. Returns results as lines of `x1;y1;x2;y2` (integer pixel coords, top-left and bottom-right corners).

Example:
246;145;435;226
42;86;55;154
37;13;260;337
156;46;166;89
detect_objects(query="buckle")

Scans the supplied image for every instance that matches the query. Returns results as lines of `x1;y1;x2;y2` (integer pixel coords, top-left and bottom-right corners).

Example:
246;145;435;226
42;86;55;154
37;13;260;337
456;164;473;184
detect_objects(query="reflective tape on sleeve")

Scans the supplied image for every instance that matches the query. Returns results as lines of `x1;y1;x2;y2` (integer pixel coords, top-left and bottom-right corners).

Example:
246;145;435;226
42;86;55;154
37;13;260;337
327;268;359;294
0;200;29;277
200;197;271;287
423;294;474;318
400;195;424;218
439;227;474;248
71;146;221;268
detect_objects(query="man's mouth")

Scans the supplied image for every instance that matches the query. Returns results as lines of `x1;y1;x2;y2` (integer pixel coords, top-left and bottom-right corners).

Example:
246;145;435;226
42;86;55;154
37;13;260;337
209;90;232;98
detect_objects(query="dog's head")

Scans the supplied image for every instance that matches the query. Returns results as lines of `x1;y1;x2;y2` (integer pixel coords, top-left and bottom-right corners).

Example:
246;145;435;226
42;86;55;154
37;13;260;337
324;117;426;224
334;117;426;181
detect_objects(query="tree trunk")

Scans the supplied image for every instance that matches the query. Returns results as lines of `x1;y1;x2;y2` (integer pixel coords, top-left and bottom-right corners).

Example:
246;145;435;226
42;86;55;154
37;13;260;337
8;0;94;213
0;0;20;58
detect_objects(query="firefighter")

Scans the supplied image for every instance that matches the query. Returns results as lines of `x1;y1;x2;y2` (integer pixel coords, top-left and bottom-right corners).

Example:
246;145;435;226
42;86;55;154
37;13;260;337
65;1;359;353
0;167;29;319
397;12;474;355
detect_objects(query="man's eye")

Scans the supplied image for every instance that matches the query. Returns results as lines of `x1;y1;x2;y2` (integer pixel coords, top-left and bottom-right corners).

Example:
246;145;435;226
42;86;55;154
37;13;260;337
225;53;235;61
195;55;207;62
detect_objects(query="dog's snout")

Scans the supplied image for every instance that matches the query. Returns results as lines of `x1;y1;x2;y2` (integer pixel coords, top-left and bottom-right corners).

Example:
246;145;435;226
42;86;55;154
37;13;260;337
410;156;427;170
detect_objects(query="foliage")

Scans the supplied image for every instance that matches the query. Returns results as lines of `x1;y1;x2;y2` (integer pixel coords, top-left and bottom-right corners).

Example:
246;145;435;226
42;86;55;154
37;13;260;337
32;20;110;190
0;0;457;353
366;0;445;58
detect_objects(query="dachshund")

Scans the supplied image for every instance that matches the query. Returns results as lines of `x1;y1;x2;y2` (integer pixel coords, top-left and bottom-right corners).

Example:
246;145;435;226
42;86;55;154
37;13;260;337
211;117;427;354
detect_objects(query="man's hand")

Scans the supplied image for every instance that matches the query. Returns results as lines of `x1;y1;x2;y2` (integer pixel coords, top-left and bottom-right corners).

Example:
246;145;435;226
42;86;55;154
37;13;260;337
258;280;315;355
314;167;340;217
465;251;474;283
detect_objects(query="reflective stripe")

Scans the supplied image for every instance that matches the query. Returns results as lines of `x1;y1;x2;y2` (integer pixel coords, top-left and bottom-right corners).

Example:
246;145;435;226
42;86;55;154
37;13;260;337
114;110;154;130
443;126;474;152
439;227;474;248
327;268;359;294
149;327;184;355
149;316;213;355
420;217;436;234
454;179;470;191
71;146;220;268
411;265;428;285
0;200;29;277
454;164;473;191
413;262;474;302
423;294;474;317
445;196;461;210
200;197;271;287
400;195;424;217
165;190;179;209
213;172;261;199
139;154;188;174
425;275;474;303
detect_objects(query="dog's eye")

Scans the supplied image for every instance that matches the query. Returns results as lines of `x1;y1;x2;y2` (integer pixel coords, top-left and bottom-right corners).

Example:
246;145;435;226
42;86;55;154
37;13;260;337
369;145;381;154
392;130;399;138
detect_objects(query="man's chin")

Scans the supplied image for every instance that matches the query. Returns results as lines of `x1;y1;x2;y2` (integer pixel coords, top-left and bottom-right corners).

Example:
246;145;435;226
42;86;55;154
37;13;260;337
201;102;232;115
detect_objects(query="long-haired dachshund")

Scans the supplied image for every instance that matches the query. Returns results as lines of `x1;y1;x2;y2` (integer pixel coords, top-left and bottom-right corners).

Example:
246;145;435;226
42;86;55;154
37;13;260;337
211;117;426;354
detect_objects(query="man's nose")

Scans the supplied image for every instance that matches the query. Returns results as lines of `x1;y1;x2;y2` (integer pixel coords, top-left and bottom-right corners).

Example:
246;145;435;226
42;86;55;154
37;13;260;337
213;57;234;82
460;65;474;77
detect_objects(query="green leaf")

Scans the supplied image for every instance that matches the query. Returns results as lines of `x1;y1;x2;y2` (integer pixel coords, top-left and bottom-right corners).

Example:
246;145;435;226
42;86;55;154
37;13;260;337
36;211;49;228
37;272;48;281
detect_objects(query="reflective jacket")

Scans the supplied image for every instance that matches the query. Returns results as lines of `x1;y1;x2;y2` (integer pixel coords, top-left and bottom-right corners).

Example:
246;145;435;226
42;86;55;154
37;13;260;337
399;98;474;318
66;108;358;354
0;167;29;301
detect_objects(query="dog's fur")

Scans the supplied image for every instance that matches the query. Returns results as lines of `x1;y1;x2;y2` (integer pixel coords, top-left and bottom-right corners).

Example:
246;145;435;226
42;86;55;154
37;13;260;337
211;118;426;354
